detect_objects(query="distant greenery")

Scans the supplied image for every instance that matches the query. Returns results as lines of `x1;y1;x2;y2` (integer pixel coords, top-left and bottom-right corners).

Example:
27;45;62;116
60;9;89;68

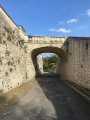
43;54;58;71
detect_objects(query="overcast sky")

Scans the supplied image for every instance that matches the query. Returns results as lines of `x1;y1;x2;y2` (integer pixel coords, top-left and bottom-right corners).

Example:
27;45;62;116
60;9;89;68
1;0;90;56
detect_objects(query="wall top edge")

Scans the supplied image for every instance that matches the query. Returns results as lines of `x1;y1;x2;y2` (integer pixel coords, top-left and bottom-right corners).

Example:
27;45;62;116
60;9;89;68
27;35;67;38
0;5;18;29
17;25;26;32
0;5;25;32
26;35;90;39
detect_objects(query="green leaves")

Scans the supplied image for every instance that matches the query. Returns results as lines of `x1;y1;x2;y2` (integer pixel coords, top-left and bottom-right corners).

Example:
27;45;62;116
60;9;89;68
43;54;58;70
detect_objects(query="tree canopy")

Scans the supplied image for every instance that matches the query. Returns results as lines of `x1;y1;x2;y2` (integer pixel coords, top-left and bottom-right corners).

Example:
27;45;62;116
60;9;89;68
43;54;58;71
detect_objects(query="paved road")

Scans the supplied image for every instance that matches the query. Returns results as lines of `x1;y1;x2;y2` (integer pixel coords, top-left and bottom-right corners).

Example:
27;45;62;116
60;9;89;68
0;73;90;120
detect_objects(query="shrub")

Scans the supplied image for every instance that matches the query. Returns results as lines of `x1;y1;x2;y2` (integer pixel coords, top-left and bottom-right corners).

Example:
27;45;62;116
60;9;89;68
0;58;2;65
43;54;58;70
25;72;28;79
18;59;20;64
0;36;2;44
5;50;10;56
9;68;13;72
7;61;14;66
7;61;11;65
7;35;12;42
5;72;8;76
3;40;6;44
4;26;12;34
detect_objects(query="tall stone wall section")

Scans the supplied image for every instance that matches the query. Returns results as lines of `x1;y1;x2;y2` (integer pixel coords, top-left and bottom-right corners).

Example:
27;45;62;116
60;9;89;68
0;6;43;93
0;6;27;93
56;38;90;90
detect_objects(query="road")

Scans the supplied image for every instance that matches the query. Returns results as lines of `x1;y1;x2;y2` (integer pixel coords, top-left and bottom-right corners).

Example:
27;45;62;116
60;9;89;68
0;72;90;120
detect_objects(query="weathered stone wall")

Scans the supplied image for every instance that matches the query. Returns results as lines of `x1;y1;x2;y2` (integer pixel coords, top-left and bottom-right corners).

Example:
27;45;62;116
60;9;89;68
0;5;90;94
0;6;44;93
0;6;27;93
56;38;90;90
37;54;43;74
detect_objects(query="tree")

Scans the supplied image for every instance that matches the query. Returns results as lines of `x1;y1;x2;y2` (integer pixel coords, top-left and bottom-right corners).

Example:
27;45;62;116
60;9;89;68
43;54;58;71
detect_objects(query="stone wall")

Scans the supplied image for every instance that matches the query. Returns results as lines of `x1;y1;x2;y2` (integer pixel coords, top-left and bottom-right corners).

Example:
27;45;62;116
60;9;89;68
0;6;27;93
56;38;90;90
0;5;90;94
37;55;43;74
0;6;43;93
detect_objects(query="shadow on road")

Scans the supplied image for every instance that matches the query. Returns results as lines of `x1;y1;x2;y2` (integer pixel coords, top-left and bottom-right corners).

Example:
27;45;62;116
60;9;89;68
34;72;90;120
0;72;90;120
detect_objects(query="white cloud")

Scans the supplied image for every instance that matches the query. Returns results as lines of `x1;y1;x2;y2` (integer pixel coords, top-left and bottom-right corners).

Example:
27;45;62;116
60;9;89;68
59;18;78;24
49;28;71;33
86;9;90;16
66;19;78;23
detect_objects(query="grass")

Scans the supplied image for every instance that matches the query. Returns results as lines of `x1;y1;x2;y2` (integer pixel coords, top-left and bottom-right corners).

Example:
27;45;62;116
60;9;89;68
0;79;35;113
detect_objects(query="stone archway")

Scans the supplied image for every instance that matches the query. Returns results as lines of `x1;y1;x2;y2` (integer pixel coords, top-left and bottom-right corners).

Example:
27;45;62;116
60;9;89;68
31;46;67;77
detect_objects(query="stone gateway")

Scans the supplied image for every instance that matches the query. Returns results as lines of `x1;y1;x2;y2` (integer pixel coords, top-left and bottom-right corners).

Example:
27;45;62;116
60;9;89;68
0;5;90;93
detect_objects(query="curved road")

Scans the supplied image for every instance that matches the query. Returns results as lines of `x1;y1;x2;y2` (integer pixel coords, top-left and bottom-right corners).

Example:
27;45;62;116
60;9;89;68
0;73;90;120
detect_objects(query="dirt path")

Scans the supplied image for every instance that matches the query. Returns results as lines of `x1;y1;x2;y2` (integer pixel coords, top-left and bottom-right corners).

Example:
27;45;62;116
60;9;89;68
0;72;90;120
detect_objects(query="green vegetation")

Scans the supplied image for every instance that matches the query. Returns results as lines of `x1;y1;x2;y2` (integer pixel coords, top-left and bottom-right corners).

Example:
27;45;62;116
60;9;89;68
5;72;8;76
18;59;20;64
4;26;15;42
43;54;58;71
0;58;2;65
25;49;27;53
25;72;28;79
9;68;13;72
7;61;14;66
4;26;12;34
7;61;11;65
0;36;2;44
5;50;10;56
7;35;12;42
3;40;6;44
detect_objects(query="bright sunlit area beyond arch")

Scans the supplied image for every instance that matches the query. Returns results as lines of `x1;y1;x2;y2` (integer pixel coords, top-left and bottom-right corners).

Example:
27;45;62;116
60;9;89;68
41;53;58;72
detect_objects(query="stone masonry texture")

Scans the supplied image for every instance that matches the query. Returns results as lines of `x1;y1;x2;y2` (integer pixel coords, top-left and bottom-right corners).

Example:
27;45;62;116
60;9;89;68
0;5;90;93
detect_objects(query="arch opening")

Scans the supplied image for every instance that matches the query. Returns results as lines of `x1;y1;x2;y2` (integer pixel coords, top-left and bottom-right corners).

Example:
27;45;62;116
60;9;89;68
31;46;67;77
41;53;58;72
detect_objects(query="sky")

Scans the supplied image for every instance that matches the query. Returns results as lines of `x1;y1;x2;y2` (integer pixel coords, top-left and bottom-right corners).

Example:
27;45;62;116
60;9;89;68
41;53;54;57
0;0;90;57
